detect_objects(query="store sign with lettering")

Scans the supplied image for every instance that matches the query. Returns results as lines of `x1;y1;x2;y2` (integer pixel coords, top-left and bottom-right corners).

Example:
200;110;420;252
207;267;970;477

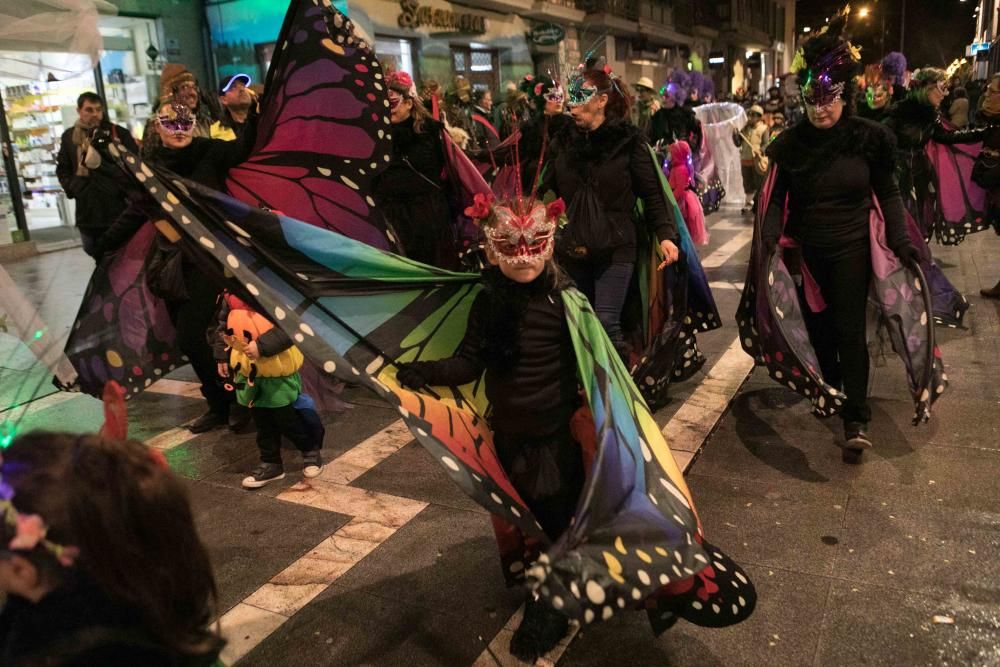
531;23;565;46
398;0;487;34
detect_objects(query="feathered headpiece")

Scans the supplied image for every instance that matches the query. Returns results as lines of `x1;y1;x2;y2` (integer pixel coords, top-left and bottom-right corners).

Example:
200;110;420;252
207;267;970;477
463;127;566;264
567;52;622;107
688;71;705;99
881;52;907;87
791;7;862;108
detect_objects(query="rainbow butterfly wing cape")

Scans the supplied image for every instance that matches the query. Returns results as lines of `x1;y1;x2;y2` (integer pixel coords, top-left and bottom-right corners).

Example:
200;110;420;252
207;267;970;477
63;0;393;397
113;143;754;630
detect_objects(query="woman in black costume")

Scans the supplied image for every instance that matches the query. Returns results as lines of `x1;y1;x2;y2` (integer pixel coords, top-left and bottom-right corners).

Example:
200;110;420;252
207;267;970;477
372;70;455;268
761;13;920;461
540;62;681;360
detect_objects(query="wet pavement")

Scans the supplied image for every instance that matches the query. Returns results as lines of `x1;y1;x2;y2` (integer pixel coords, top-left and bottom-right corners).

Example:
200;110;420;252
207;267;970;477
1;206;998;666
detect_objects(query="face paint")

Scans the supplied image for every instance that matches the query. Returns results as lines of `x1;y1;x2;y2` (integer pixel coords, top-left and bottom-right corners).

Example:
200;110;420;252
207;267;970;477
935;81;949;97
388;90;402;111
485;202;556;265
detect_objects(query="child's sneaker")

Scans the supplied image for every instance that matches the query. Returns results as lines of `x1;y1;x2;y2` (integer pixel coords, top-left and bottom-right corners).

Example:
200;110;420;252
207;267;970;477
302;451;323;478
242;462;285;489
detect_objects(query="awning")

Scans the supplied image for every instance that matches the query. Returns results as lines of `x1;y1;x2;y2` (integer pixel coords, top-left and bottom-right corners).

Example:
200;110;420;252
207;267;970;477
0;0;117;80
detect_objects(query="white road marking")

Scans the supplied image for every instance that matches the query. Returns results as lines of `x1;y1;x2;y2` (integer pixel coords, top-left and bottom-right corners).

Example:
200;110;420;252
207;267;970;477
215;420;424;665
700;228;754;269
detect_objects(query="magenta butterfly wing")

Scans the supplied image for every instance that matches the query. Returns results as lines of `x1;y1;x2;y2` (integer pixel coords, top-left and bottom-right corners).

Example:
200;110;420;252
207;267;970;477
225;0;393;249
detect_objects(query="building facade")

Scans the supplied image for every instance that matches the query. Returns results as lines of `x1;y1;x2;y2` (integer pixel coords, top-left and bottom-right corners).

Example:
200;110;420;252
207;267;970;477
0;0;794;253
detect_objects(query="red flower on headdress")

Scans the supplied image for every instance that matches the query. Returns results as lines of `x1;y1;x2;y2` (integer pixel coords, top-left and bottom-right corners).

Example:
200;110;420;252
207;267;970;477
389;71;414;91
464;192;494;220
524;74;534;82
9;514;46;550
603;64;612;74
546;198;566;220
534;82;544;95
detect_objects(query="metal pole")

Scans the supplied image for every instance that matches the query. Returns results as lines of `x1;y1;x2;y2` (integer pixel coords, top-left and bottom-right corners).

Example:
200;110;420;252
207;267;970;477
0;87;30;242
900;0;906;54
93;61;108;105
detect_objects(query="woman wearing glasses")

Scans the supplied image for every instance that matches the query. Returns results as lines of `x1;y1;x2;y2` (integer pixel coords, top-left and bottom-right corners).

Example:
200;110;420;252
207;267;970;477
539;59;680;362
95;102;259;433
743;11;923;462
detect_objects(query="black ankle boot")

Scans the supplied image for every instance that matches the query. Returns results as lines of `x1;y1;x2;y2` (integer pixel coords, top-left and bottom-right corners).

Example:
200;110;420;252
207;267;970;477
842;421;873;464
509;597;570;663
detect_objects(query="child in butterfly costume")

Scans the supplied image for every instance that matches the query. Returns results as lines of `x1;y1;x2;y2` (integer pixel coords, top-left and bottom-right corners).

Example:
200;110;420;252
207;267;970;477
212;291;324;488
396;188;754;662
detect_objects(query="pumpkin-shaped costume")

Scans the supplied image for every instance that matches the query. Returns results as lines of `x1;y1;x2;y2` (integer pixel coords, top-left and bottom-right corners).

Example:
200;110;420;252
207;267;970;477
218;292;303;408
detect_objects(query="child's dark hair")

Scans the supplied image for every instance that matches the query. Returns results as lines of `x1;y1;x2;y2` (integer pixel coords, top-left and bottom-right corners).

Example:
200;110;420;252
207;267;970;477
1;432;223;657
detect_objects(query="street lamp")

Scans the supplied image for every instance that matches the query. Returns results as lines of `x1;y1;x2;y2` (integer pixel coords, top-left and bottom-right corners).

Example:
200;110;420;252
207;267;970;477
859;6;871;18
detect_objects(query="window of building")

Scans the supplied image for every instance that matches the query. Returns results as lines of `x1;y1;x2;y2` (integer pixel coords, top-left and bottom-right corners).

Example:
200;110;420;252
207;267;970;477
450;45;498;92
375;36;418;80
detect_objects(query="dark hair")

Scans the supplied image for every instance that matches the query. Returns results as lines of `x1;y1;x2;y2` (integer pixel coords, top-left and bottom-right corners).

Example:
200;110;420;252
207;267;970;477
583;68;632;121
473;88;491;105
1;432;223;658
953;87;968;100
77;92;103;109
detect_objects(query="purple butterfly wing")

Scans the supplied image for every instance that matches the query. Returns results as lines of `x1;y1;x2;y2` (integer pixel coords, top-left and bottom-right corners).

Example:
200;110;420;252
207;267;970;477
226;0;393;249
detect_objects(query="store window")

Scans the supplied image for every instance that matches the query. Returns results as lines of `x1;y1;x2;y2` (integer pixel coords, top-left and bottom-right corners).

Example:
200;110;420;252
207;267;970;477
0;18;160;246
374;36;418;80
99;17;161;139
451;45;499;93
1;66;98;243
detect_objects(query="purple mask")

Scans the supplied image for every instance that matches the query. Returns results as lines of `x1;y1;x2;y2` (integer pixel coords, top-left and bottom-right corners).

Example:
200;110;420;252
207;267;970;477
802;74;845;109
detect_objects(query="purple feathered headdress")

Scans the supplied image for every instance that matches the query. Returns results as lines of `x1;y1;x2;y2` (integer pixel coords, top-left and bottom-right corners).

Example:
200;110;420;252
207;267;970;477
881;52;907;87
700;76;716;99
689;71;705;97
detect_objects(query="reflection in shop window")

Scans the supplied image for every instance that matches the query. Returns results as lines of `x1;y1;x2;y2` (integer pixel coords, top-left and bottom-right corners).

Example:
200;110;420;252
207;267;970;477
375;36;417;79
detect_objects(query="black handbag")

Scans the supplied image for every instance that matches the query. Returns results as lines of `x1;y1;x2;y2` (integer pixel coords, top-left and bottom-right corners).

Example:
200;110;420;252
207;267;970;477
972;150;1000;189
556;179;626;260
145;241;188;302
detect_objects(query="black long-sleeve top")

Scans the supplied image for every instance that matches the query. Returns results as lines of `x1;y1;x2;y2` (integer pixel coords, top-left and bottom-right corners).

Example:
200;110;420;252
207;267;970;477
541;119;679;264
763;116;910;254
405;268;579;438
884;98;993;154
95;112;258;257
372;116;446;200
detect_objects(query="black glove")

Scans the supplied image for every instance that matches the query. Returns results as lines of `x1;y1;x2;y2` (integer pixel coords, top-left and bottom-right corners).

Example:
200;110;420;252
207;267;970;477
395;364;428;390
895;244;921;270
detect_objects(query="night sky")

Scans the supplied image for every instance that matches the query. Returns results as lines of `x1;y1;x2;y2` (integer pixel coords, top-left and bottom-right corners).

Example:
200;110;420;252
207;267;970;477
795;0;979;69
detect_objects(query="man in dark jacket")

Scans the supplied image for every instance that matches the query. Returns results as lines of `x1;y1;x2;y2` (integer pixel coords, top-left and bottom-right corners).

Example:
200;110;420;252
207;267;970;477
55;92;138;257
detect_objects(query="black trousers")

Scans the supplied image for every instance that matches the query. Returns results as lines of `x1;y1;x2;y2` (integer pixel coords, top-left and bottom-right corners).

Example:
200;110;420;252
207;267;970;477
563;259;634;359
168;267;230;414
801;242;873;424
253;404;321;464
494;426;585;541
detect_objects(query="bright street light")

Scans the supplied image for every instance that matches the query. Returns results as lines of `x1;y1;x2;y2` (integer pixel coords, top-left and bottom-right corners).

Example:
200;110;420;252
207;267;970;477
858;6;871;18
